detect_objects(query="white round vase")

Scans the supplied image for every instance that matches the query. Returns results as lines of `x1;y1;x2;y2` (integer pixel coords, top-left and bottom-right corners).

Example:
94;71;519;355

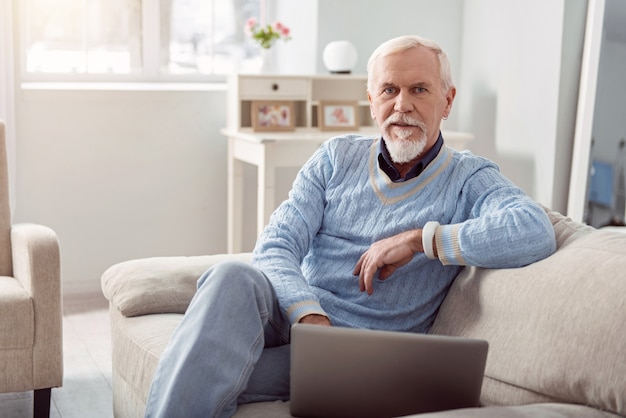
322;40;358;74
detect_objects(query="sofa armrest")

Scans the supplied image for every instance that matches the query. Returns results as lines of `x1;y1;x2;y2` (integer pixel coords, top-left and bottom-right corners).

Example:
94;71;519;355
11;222;63;388
101;253;252;317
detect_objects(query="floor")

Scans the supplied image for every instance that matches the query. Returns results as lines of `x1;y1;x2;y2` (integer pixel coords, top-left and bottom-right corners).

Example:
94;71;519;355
0;292;113;418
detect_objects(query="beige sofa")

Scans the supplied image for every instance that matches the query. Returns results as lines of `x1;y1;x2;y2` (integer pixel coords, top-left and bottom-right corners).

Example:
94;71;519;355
101;209;626;417
1;120;63;417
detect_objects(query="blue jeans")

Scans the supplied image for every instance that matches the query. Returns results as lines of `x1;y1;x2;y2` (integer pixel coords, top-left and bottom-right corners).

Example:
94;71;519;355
144;261;292;418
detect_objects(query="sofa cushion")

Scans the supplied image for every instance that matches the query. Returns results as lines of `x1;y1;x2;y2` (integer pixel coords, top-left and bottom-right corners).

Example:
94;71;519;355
430;209;626;415
110;308;182;416
101;253;252;317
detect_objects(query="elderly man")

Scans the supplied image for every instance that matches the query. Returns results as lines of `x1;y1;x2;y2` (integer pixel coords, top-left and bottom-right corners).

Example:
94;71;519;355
145;35;556;418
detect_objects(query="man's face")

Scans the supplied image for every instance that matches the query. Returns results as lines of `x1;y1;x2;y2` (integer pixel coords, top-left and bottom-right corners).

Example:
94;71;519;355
368;46;455;164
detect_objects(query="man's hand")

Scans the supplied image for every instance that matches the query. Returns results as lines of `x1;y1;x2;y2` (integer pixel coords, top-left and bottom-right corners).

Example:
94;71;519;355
353;229;423;295
299;314;332;326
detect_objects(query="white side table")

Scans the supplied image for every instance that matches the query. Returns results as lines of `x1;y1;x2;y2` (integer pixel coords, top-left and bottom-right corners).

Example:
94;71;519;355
222;127;474;253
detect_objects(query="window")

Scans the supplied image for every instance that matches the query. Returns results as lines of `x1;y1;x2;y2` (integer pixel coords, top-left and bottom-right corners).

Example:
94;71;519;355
24;0;141;74
21;0;262;81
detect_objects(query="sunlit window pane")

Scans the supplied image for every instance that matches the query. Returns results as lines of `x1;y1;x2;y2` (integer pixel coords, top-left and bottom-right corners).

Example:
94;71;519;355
166;0;261;75
25;0;142;74
22;0;262;78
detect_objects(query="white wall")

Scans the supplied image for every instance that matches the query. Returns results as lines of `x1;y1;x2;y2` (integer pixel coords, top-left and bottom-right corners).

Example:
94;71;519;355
456;0;587;210
0;0;16;211
14;87;229;294
272;0;318;74
315;0;463;83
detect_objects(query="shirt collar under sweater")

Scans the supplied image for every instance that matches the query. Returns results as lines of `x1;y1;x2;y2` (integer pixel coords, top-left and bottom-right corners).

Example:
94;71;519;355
377;132;444;182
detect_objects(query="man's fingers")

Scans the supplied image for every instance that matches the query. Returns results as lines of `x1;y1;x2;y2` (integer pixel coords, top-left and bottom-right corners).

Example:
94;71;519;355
353;255;363;276
358;263;369;293
354;255;366;292
362;270;373;295
358;256;380;295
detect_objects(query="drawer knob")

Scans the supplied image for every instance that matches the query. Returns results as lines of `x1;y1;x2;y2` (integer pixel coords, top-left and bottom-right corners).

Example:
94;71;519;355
271;83;279;91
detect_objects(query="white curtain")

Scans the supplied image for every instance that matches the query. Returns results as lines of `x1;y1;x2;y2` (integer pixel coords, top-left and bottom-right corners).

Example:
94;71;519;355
0;0;16;213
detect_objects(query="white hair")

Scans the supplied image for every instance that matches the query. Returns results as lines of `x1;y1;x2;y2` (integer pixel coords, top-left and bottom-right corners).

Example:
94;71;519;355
366;35;454;94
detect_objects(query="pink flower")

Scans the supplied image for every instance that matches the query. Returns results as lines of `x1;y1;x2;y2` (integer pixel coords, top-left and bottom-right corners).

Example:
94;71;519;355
245;17;257;34
273;22;290;36
246;18;292;49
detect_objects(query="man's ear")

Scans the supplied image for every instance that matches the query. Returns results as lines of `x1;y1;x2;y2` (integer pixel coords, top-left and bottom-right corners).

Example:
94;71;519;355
368;92;376;119
444;86;456;116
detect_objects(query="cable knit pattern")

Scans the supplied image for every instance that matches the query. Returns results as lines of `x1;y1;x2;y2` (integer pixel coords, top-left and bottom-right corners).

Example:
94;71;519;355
252;134;555;333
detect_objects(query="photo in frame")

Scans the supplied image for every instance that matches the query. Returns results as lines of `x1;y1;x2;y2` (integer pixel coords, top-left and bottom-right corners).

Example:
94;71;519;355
318;101;359;131
251;100;295;132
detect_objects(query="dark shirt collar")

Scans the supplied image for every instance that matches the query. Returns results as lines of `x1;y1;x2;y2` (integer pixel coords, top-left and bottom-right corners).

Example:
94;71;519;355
377;132;444;182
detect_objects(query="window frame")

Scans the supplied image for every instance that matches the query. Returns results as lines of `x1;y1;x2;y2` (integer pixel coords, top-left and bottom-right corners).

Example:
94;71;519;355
18;0;260;84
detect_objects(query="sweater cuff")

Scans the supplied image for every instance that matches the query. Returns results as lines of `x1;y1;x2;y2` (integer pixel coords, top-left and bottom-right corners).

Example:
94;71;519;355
422;221;440;259
435;224;467;266
285;300;328;324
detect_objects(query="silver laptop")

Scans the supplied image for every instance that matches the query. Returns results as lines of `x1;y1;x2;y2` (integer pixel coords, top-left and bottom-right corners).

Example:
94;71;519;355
290;324;488;418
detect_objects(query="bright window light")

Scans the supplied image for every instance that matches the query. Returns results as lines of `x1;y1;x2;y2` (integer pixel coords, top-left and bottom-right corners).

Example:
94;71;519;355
22;0;262;80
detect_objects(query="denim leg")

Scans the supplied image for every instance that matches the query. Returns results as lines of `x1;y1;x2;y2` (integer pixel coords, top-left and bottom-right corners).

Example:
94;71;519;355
237;344;291;404
144;261;290;418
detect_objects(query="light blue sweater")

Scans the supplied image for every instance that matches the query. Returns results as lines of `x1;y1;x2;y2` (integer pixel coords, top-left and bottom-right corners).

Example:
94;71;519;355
252;135;556;333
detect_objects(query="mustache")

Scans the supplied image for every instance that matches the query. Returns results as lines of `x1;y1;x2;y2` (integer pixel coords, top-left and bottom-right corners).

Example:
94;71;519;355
382;114;427;132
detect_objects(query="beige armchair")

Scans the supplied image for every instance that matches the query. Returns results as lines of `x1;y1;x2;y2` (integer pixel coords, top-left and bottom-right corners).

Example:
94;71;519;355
0;120;63;418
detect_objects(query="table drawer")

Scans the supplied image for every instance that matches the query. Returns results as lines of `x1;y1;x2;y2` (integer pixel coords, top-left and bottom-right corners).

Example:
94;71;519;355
240;77;308;98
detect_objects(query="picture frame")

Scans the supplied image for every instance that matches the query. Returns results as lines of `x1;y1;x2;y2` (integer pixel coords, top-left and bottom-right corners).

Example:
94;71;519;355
251;100;295;132
318;101;359;131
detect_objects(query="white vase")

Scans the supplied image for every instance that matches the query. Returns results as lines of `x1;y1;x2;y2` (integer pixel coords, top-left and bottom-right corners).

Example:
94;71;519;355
322;40;358;74
259;48;276;74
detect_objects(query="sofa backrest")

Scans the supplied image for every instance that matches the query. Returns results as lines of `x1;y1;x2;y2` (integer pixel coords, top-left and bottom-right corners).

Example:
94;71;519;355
430;208;626;415
0;120;12;276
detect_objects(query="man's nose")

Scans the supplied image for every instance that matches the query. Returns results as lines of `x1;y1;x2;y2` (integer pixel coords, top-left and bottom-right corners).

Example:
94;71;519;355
393;91;412;112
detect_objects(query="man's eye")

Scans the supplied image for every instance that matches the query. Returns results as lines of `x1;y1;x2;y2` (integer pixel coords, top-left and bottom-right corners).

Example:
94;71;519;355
415;87;427;93
383;87;396;95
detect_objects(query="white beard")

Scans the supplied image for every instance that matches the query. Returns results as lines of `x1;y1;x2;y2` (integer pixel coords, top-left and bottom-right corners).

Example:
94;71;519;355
384;135;427;164
381;114;428;164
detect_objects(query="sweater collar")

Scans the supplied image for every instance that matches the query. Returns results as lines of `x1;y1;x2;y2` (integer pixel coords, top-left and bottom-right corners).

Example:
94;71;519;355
377;132;444;182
